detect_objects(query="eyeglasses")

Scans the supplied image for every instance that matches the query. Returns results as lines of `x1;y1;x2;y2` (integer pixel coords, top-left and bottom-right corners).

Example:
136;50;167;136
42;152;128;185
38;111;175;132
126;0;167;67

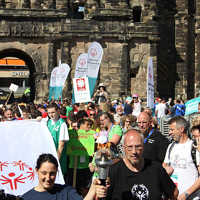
124;145;143;151
137;121;148;125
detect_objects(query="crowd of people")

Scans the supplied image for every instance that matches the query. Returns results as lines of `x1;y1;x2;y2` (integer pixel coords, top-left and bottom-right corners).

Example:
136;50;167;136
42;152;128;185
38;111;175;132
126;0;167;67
1;85;200;200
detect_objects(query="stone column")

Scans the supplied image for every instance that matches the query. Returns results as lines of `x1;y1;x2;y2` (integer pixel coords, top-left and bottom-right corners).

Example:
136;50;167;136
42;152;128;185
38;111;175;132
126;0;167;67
46;0;56;9
174;0;189;99
84;0;98;19
56;0;68;10
61;41;72;98
22;0;30;8
100;42;127;98
194;1;200;96
0;0;5;8
30;0;42;9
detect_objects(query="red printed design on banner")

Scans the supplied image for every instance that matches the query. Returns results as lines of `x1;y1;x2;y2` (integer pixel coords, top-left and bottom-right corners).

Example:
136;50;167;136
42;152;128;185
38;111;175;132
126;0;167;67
90;48;97;57
76;78;86;91
0;160;35;190
0;162;9;171
79;58;86;67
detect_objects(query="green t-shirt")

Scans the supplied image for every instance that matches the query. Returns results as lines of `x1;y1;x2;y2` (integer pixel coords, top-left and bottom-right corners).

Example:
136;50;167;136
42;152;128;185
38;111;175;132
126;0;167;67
108;124;123;140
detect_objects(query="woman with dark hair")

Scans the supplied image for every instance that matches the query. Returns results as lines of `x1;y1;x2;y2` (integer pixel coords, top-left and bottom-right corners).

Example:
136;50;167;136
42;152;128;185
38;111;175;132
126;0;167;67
99;112;122;145
93;83;108;105
22;154;107;200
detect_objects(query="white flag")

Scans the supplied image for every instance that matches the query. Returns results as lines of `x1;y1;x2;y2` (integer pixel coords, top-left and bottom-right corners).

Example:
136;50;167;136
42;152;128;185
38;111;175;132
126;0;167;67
0;120;64;196
75;53;88;78
87;42;103;78
50;67;59;87
56;62;70;87
147;57;154;108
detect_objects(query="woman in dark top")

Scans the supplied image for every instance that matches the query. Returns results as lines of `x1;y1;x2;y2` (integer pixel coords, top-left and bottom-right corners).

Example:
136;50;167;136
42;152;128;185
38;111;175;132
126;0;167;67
22;154;107;200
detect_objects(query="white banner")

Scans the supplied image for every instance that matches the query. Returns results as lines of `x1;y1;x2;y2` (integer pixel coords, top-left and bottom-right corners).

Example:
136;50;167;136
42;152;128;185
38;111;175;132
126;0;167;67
50;67;59;87
0;120;64;196
56;62;70;87
75;53;88;78
73;77;91;103
87;42;103;78
147;57;154;108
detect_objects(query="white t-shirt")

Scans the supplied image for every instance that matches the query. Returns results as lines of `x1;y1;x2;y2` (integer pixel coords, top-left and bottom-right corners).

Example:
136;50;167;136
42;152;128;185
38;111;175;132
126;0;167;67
155;103;167;118
164;139;200;194
132;102;141;117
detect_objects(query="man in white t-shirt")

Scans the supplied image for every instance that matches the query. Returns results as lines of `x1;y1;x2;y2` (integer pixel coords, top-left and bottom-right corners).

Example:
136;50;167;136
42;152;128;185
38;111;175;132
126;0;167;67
163;116;200;199
155;98;167;125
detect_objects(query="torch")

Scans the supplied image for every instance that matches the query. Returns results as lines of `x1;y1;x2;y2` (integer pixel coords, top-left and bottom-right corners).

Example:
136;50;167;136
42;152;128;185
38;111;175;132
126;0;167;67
95;150;112;187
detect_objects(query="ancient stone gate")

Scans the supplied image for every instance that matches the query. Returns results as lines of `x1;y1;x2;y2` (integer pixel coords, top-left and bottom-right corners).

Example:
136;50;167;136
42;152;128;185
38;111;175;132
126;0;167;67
0;0;199;102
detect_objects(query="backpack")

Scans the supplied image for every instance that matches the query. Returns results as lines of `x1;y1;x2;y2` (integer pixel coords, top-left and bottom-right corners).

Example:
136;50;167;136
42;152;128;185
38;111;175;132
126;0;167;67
168;141;197;167
167;141;200;200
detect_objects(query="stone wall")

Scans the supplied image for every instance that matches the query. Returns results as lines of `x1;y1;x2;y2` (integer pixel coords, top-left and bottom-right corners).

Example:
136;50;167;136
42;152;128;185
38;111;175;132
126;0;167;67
2;0;200;102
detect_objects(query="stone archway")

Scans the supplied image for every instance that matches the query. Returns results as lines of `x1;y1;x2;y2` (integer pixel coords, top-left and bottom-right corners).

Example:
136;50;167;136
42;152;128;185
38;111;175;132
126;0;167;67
0;48;36;102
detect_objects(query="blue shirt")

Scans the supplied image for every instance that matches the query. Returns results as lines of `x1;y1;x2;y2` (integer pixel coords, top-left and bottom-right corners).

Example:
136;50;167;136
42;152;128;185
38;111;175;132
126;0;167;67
22;184;82;200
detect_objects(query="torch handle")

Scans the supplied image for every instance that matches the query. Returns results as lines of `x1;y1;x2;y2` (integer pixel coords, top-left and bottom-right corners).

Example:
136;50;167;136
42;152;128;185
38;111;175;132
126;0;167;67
99;179;106;186
97;179;106;200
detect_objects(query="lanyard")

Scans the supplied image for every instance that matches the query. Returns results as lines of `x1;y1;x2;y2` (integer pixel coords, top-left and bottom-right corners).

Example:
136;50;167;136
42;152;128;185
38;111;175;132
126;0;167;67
144;129;154;144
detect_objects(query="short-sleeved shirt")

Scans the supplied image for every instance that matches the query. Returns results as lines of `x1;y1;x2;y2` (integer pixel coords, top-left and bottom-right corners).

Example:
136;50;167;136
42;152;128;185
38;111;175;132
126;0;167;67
107;159;176;200
143;129;170;163
22;184;82;200
164;139;199;194
108;125;123;141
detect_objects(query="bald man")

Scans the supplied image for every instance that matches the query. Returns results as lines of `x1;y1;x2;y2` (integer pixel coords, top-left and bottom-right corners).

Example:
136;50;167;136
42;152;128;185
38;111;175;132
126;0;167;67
137;112;169;163
106;129;178;200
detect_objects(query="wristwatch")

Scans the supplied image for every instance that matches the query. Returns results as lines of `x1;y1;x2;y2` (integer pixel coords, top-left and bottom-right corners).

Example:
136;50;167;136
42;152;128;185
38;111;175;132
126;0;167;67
184;192;189;199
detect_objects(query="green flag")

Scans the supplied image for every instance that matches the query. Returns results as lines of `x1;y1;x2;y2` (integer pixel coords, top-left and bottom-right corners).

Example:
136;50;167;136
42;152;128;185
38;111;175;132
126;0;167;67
67;129;95;156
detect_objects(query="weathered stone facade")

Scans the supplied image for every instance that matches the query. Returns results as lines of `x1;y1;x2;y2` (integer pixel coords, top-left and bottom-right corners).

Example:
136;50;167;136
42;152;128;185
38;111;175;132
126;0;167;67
0;0;198;102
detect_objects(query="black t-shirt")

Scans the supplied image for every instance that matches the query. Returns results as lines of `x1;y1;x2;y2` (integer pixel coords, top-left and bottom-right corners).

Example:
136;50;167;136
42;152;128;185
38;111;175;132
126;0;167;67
143;129;169;163
107;159;176;200
22;184;83;200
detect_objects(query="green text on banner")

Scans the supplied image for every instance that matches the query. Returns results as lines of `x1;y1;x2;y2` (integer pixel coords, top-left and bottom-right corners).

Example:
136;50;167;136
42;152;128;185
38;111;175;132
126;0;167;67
67;129;95;156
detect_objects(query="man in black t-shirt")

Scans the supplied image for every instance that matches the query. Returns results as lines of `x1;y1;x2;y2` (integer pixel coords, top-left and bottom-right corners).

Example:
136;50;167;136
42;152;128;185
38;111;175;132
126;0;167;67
106;129;178;200
137;112;170;163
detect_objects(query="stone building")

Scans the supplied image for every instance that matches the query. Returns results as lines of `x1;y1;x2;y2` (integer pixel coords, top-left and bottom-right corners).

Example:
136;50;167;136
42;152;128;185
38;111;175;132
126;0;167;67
0;0;198;102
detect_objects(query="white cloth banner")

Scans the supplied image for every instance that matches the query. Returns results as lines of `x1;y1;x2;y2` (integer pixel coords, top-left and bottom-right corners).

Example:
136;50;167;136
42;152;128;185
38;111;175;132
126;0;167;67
73;77;91;103
50;62;70;87
56;62;70;87
147;57;154;108
0;120;64;196
75;53;88;78
87;42;103;78
50;67;59;87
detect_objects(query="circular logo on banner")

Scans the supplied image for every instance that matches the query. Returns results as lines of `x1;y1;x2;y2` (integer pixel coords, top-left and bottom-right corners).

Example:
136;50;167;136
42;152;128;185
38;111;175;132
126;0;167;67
59;67;66;73
79;58;86;67
89;48;98;58
131;184;149;200
0;160;35;190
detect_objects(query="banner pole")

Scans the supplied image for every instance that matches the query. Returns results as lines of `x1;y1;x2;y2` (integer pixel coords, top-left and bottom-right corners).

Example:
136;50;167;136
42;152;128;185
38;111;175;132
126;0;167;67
5;91;12;106
72;156;78;188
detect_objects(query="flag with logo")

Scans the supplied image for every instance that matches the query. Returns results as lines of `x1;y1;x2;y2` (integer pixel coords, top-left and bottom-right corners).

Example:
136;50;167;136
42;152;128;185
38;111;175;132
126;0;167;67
0;120;64;196
87;42;103;97
49;61;70;101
